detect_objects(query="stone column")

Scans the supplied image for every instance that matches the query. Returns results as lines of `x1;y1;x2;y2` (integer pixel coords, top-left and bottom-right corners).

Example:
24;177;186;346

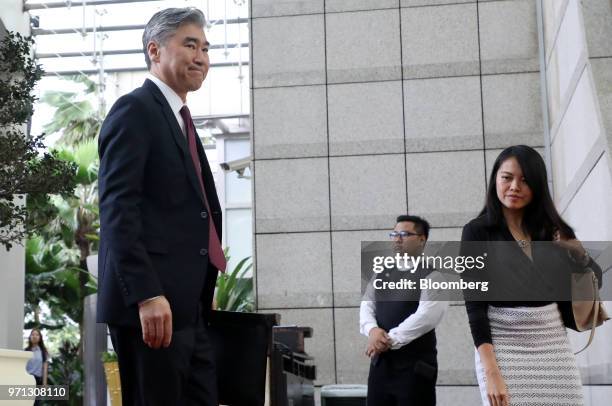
0;0;31;352
0;244;26;350
542;0;612;402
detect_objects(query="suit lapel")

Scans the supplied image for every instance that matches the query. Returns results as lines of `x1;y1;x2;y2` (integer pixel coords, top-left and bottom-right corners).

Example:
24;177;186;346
144;79;205;205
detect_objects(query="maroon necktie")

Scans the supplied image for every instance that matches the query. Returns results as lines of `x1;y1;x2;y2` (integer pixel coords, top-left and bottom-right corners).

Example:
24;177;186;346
180;105;226;273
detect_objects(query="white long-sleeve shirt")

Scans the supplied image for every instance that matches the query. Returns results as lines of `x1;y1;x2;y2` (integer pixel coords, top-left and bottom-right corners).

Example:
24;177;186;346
359;270;449;350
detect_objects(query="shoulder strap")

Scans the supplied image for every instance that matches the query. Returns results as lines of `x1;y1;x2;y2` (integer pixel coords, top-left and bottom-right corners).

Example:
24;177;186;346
574;275;600;355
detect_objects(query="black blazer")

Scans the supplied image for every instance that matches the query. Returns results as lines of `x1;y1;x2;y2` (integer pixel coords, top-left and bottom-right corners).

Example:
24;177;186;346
97;79;222;330
461;214;602;347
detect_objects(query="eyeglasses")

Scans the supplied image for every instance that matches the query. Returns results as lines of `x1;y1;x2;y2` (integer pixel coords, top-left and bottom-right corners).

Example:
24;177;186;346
389;231;421;239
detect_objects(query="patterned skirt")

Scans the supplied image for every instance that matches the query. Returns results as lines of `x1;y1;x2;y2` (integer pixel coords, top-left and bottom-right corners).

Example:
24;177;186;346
475;303;584;405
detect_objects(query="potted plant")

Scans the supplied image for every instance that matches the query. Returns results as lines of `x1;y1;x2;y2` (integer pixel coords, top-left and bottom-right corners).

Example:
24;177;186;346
100;351;121;406
215;253;254;312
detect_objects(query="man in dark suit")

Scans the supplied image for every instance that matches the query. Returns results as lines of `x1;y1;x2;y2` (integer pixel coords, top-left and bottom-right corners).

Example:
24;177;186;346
97;7;225;405
360;215;448;405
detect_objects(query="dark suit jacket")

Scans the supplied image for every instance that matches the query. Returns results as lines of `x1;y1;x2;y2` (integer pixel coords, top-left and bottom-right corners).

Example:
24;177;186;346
97;79;222;330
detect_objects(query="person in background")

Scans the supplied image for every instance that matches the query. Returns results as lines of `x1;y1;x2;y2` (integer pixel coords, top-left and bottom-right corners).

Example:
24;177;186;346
25;328;49;386
25;328;50;405
360;215;448;406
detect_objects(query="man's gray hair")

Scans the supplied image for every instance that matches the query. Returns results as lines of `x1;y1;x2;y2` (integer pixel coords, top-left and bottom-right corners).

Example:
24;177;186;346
142;7;206;69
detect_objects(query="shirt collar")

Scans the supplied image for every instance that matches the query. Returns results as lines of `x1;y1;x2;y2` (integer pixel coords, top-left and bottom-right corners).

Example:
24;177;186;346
147;74;185;115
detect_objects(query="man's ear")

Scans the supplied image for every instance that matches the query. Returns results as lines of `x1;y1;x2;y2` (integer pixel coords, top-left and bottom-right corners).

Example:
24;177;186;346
147;41;161;64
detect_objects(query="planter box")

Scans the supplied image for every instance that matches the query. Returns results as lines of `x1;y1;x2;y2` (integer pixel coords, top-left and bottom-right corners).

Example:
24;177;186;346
0;348;36;406
103;361;122;406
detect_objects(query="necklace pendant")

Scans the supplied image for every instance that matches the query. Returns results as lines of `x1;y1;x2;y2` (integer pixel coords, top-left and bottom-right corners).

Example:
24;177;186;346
517;239;529;248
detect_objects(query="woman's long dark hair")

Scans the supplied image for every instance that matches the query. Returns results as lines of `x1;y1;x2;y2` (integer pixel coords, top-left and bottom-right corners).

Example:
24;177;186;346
480;145;575;241
25;328;48;363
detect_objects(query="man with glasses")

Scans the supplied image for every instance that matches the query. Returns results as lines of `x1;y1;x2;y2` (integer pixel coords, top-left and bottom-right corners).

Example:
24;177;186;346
360;215;448;405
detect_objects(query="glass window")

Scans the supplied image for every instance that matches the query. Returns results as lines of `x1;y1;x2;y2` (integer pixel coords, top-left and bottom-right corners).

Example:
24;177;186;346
225;138;251;205
225;208;252;276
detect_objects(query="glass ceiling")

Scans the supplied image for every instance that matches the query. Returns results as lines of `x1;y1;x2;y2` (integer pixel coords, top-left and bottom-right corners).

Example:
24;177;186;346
27;0;249;75
26;0;250;141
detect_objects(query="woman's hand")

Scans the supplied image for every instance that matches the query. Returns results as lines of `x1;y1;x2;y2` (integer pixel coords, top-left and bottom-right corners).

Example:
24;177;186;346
553;231;588;264
478;343;509;406
485;368;509;406
42;361;48;386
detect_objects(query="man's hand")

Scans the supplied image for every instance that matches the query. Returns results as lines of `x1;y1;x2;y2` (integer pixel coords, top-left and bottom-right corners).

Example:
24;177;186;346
138;296;172;349
365;327;391;358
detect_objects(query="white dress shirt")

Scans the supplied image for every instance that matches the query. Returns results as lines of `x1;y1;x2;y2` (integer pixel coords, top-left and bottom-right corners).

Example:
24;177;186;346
359;266;449;350
147;74;187;137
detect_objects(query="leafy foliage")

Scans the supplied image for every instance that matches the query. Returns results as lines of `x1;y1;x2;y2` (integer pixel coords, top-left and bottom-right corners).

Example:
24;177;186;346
216;254;254;312
100;351;118;363
0;133;77;249
24;140;99;333
41;75;102;146
0;32;77;250
21;73;101;405
24;235;96;329
46;339;84;406
0;32;43;126
45;140;100;252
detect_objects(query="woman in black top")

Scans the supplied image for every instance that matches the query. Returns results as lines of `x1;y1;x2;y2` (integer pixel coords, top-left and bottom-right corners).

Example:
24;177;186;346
462;145;601;406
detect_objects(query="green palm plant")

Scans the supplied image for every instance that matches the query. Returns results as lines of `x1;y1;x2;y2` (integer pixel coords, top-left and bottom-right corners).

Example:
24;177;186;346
33;139;100;262
25;140;99;360
24;235;95;330
52;139;100;256
215;254;254;312
21;70;101;406
41;75;102;146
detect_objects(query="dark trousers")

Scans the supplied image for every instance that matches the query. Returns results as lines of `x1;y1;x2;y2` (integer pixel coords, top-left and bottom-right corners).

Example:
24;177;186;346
109;312;217;406
367;353;437;406
33;376;42;406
